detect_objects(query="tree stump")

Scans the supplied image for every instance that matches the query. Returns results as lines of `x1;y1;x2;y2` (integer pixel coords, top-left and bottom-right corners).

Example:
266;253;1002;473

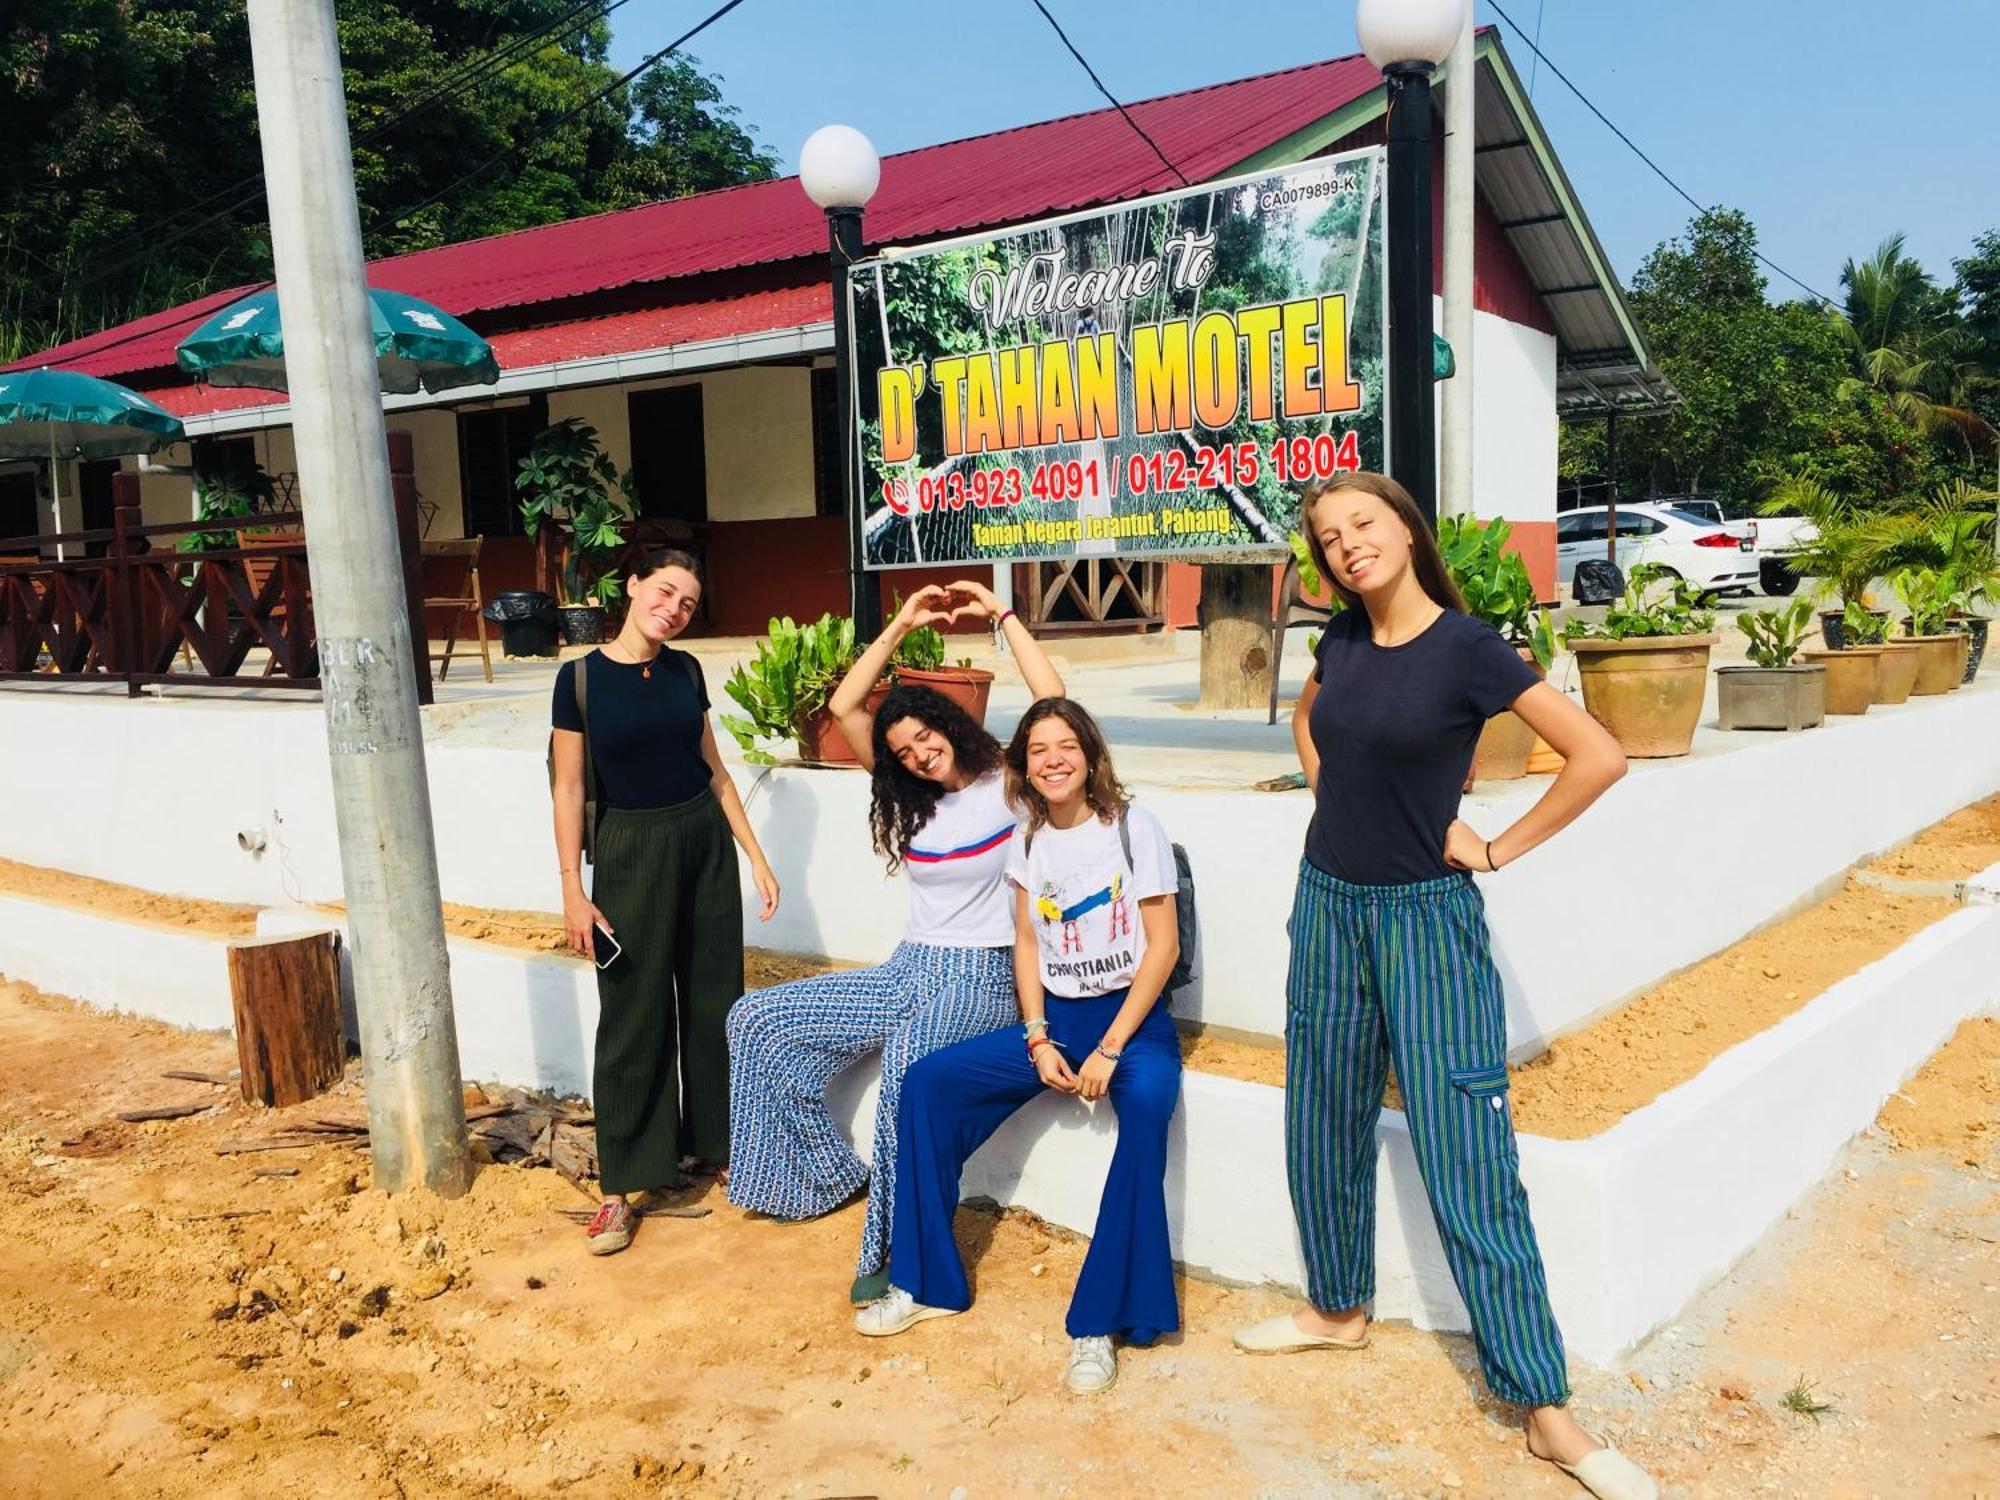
1198;563;1275;709
227;931;345;1108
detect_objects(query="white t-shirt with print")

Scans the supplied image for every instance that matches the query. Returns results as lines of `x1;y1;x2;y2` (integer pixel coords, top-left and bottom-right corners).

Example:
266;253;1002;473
1003;803;1177;998
902;771;1020;948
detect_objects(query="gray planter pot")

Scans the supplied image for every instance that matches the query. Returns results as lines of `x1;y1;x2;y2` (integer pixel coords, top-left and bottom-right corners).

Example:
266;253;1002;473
1946;615;1988;683
1716;664;1826;732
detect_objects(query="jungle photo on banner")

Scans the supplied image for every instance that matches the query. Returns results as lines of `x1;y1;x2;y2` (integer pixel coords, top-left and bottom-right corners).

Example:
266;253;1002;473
851;147;1386;568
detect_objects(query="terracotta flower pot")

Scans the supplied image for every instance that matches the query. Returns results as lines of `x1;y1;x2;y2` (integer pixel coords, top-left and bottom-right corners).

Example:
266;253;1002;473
1798;646;1882;714
796;681;892;765
893;665;995;726
1468;646;1543;784
1716;664;1826;731
1570;634;1716;758
1904;633;1969;695
1872;639;1921;705
1818;607;1888;652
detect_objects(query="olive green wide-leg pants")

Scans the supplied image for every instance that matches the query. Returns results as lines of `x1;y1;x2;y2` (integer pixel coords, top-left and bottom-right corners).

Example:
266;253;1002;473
590;791;743;1194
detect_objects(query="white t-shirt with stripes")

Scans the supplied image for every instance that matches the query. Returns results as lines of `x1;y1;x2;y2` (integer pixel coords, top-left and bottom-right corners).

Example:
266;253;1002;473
902;771;1020;948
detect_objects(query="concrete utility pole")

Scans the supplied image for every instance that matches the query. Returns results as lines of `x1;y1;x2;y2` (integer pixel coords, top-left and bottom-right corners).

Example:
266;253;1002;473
1440;0;1476;521
245;0;470;1195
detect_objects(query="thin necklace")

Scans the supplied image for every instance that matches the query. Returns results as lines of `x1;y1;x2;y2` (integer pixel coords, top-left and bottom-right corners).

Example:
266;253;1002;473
602;636;661;679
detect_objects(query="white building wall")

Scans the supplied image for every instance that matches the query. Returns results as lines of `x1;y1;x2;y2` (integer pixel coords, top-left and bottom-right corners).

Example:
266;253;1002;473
1468;305;1557;531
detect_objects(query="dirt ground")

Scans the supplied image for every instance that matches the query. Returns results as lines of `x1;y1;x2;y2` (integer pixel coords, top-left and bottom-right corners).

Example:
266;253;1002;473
1866;794;2000;884
0;856;260;937
0;979;1995;1499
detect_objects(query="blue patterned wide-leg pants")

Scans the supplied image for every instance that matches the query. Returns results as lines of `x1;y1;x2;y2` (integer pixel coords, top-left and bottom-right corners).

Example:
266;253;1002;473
1284;860;1570;1409
726;941;1016;1276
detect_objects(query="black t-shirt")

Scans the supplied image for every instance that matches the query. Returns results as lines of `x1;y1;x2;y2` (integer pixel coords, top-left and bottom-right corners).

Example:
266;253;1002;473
551;648;712;810
1304;608;1539;886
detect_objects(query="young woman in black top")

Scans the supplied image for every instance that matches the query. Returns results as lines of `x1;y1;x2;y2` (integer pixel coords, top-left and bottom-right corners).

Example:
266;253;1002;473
550;549;779;1256
1231;474;1656;1500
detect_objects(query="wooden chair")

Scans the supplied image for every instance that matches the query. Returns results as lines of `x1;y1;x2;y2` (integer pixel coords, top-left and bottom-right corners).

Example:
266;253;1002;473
421;536;493;683
1266;554;1339;725
238;530;306;677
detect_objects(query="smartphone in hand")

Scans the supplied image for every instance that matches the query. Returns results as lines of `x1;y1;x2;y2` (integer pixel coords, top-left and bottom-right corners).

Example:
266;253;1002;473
593;923;623;971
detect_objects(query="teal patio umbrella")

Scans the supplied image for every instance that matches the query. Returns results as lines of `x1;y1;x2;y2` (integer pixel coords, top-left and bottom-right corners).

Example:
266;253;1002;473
176;285;500;395
0;367;186;558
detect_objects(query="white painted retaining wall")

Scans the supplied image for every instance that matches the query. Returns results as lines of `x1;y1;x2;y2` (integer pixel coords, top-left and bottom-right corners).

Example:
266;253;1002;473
4;681;1999;1053
11;896;1993;1361
0;893;235;1031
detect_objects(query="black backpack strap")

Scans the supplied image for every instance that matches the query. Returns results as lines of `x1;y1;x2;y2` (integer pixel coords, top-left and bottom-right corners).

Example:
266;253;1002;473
576;655;598;865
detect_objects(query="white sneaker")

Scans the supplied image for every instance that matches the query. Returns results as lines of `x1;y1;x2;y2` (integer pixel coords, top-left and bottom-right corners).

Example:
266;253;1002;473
1064;1335;1117;1394
853;1286;956;1337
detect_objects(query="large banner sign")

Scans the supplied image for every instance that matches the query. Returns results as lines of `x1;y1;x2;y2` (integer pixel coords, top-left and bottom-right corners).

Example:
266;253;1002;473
851;147;1386;568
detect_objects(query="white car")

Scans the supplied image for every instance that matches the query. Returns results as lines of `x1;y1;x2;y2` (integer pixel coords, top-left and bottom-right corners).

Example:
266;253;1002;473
1555;502;1760;598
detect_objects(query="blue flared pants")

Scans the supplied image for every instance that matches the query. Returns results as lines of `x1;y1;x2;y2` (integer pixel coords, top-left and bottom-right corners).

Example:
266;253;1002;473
888;990;1182;1342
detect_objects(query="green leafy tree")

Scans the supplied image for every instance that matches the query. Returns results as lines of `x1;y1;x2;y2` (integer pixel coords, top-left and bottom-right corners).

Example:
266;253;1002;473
0;2;775;355
1835;233;1993;455
1613;209;1849;504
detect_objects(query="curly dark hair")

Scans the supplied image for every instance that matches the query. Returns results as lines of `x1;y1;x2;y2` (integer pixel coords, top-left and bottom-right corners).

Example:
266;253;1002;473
867;685;1004;872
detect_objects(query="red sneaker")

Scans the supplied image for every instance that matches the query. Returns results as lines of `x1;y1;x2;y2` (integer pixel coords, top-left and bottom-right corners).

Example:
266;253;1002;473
586;1198;635;1256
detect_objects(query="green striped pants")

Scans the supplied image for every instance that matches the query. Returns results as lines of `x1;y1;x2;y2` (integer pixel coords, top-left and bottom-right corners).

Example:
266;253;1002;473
1284;860;1568;1409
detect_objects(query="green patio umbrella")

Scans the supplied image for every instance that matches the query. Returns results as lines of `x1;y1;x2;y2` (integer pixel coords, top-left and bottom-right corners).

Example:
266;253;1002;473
0;367;186;558
176;285;501;395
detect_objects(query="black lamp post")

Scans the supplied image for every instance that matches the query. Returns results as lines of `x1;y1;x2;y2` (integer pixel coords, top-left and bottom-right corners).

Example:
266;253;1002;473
799;124;883;639
1357;0;1466;528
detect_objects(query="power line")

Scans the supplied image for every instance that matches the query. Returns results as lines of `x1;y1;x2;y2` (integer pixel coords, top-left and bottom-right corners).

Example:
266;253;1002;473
1026;0;1190;189
1484;0;1837;306
52;0;634;301
376;0;753;233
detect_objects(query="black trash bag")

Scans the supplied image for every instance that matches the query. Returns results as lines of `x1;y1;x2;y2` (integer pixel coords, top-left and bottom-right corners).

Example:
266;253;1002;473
482;590;559;658
1572;559;1625;606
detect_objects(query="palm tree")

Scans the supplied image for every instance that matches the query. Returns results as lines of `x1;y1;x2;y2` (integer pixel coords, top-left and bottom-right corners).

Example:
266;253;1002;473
1760;473;1883;607
1835;235;1996;452
1849;478;2000;607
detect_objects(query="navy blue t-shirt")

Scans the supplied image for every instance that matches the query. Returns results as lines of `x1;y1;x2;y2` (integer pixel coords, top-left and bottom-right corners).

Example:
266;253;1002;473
1304;608;1539;885
551;648;712;810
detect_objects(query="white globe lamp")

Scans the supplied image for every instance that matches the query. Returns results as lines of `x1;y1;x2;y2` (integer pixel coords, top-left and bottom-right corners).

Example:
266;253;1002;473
1355;0;1466;72
798;124;880;211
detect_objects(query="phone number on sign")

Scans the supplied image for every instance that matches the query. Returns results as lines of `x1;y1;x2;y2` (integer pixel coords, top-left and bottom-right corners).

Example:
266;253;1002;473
879;434;1363;514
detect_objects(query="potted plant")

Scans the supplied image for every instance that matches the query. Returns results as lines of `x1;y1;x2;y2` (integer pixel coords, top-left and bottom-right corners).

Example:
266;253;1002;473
1850;479;1996;681
1717;599;1825;731
1440;516;1556;781
1562;563;1717;757
1763;475;1887;647
1868;610;1923;706
1799;600;1887;715
721;613;875;765
887;600;996;725
515;417;636;645
1892;567;1972;695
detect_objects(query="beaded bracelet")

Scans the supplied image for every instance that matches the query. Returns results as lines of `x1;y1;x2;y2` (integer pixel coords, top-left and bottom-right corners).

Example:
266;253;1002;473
1093;1042;1123;1062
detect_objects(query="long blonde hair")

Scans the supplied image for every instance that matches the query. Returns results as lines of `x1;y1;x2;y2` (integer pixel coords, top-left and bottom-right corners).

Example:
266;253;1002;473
1299;471;1466;613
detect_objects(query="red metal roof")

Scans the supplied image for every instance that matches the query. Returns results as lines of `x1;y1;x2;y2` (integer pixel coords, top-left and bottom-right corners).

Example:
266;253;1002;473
144;282;834;419
13;49;1383;389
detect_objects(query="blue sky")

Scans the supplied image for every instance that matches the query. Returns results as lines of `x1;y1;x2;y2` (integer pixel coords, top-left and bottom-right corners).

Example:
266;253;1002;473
611;0;1999;306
